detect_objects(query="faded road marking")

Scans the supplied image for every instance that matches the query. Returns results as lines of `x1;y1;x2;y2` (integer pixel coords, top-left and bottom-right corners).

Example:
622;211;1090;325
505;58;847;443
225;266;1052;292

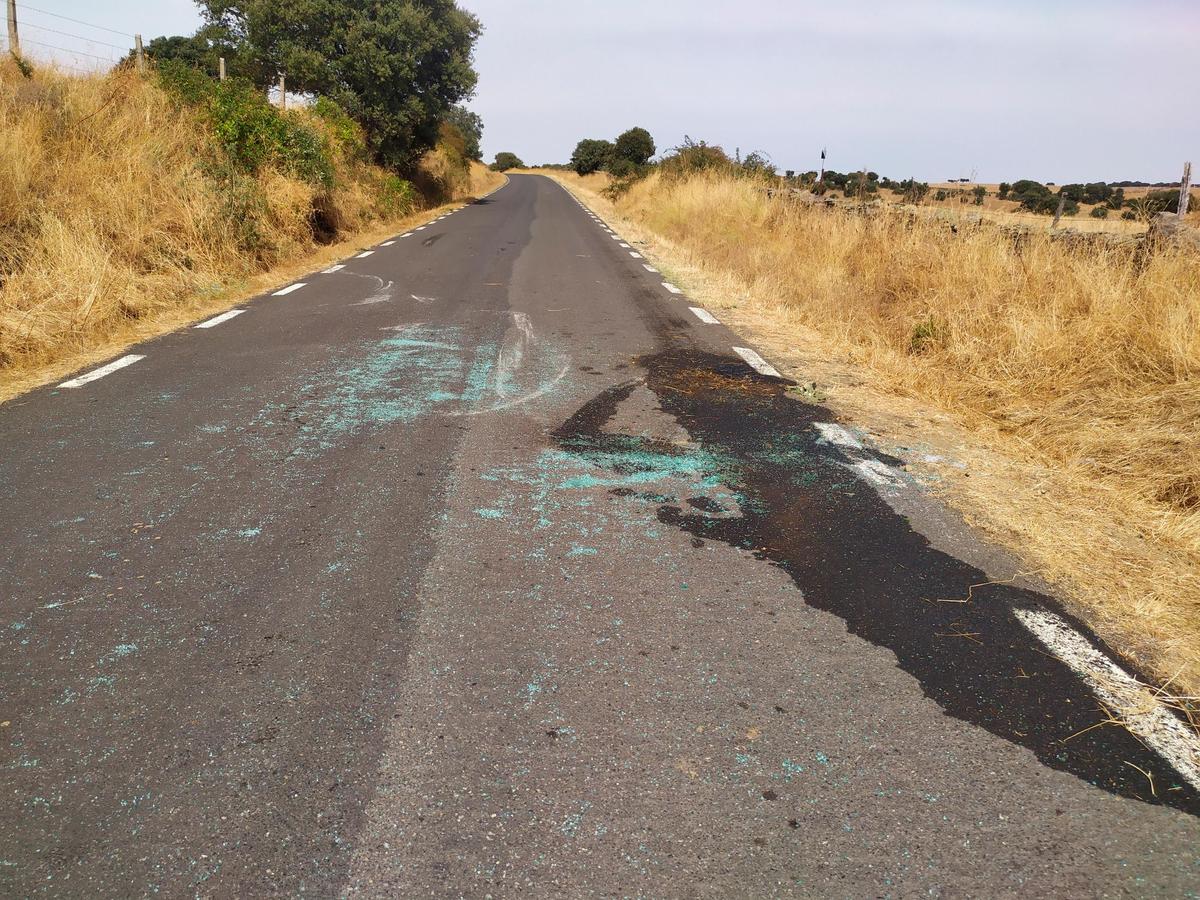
630;252;644;259
355;251;374;259
60;355;145;388
381;240;395;246
1016;607;1200;793
618;242;630;248
732;346;780;377
642;263;658;272
321;264;345;274
689;307;720;324
195;309;245;329
813;422;864;451
273;283;307;295
662;282;683;294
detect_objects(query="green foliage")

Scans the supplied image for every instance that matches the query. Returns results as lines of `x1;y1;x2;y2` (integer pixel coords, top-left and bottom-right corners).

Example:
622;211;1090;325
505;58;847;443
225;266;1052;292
997;182;1011;200
613;127;655;166
933;189;948;202
1107;188;1125;210
972;185;987;205
139;25;240;75
1090;206;1109;219
312;96;366;159
659;138;732;180
443;106;483;161
908;317;947;355
379;174;418;215
571;138;614;176
491;151;523;171
740;151;776;179
1139;189;1194;215
199;0;481;171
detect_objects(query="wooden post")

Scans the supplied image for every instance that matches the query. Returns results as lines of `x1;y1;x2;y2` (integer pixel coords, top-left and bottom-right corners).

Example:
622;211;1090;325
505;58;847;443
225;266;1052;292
6;0;19;57
134;33;144;72
1179;161;1192;219
278;72;285;109
1051;194;1066;229
218;56;226;80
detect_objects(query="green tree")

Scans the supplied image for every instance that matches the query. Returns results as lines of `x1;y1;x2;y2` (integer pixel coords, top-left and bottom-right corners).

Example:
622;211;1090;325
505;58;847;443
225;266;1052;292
613;127;655;166
571;138;615;175
199;0;481;171
491;151;523;171
442;106;483;161
997;182;1011;200
972;185;987;205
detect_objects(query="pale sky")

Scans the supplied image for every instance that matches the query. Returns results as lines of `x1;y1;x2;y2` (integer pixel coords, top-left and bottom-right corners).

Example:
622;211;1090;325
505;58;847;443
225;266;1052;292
12;0;1198;183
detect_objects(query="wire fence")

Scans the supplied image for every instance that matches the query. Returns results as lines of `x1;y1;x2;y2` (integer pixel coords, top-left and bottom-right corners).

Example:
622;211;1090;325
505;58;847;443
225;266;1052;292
5;1;136;73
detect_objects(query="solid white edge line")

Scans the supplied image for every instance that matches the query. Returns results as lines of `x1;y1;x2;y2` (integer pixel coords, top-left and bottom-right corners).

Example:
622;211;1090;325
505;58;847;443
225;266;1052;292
1015;607;1200;792
732;346;781;378
689;307;720;324
273;283;307;295
195;309;245;329
321;264;345;274
642;263;657;271
662;282;683;294
59;354;145;388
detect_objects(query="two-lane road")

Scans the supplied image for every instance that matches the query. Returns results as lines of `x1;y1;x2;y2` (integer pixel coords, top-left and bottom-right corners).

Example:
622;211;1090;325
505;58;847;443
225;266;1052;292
2;174;1197;896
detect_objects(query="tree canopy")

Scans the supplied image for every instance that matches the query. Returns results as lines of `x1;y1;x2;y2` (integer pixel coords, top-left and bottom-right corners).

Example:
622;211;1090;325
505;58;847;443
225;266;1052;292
442;106;483;161
613;127;655;166
195;0;481;170
570;138;614;176
491;152;523;171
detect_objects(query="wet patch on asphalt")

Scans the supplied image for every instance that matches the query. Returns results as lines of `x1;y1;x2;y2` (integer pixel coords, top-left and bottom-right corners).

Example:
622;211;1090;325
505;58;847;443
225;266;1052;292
549;347;1199;817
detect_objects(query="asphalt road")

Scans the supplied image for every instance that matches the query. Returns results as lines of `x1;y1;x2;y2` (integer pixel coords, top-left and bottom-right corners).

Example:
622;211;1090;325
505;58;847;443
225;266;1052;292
2;174;1198;897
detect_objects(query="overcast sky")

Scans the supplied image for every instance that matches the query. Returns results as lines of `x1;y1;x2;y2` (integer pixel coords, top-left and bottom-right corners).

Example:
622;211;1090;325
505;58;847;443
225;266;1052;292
15;0;1197;183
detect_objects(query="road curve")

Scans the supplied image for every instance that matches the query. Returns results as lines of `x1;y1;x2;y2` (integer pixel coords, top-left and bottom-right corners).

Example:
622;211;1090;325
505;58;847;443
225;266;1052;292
2;174;1197;897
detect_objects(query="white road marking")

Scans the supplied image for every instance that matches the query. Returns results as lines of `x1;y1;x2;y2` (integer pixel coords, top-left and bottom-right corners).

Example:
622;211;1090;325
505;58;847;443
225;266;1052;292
401;232;414;238
416;226;427;231
689;307;720;324
642;263;657;271
321;264;345;273
732;346;781;377
662;282;683;294
273;283;307;295
813;422;864;451
1015;607;1200;792
619;242;630;248
381;240;395;246
611;235;621;240
355;251;374;258
194;309;245;329
630;252;644;259
59;355;145;388
852;458;903;486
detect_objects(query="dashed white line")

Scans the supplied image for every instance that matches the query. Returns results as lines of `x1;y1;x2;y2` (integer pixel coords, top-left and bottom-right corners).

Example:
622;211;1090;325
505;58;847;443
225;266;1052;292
618;242;630;248
194;309;245;329
59;355;145;388
642;263;658;272
689;307;720;324
732;346;781;377
273;282;308;295
630;252;644;259
1016;607;1200;792
355;251;374;259
401;232;414;238
321;264;345;274
416;226;427;231
381;240;395;246
662;282;683;294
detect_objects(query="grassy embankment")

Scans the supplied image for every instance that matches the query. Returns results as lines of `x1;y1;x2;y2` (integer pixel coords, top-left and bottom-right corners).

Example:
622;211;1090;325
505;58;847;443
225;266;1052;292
546;168;1200;700
0;59;503;398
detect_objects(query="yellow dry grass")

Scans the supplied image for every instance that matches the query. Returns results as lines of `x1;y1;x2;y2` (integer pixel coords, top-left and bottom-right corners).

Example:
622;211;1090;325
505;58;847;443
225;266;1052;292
0;61;502;394
547;168;1200;697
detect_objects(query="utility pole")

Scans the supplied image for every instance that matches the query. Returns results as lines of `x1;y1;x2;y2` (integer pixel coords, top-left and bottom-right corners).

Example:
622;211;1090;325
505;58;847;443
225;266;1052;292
6;0;19;58
134;33;144;72
1179;161;1192;219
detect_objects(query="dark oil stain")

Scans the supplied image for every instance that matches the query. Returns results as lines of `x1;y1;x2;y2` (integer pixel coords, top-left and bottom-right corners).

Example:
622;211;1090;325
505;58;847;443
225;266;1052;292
552;348;1199;817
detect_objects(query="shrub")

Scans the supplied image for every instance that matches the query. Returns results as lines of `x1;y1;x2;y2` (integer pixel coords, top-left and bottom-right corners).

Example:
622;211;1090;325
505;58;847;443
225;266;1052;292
312;96;367;160
973;185;987;205
570;139;614;175
613;127;655;166
1090;206;1109;219
660;138;733;180
490;151;523;171
997;182;1011;200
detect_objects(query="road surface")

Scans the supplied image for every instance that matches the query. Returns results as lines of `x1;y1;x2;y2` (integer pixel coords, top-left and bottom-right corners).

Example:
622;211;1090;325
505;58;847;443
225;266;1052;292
2;174;1198;897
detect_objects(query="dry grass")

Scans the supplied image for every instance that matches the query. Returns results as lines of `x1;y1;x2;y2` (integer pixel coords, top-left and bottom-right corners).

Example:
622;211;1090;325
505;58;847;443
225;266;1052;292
0;61;501;391
547;168;1200;696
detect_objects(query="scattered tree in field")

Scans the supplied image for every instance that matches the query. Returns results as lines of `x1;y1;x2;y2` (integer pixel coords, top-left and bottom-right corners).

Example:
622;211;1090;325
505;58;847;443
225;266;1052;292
198;0;481;170
442;106;483;161
570;138;615;175
740;151;776;178
613;127;656;166
997;182;1011;200
972;185;987;205
1107;188;1125;210
1090;206;1109;218
490;152;523;171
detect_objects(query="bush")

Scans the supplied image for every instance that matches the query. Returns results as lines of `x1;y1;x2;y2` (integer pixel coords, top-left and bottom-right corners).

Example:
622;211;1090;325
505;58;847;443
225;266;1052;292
490;151;523;171
660;138;732;181
1090;206;1109;219
312;96;367;160
997;182;1011;200
570;139;614;175
973;185;987;205
613;127;655;166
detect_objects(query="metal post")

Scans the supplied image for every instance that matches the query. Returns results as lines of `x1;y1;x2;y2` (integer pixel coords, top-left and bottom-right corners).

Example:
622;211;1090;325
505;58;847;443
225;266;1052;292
6;0;19;57
134;33;144;72
1179;161;1192;219
218;56;226;80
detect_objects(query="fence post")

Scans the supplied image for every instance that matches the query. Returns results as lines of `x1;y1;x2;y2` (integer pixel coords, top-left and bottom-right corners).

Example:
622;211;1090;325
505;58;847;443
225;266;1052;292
6;0;19;57
278;72;285;109
134;33;144;72
1051;195;1066;229
1179;161;1192;219
218;56;225;80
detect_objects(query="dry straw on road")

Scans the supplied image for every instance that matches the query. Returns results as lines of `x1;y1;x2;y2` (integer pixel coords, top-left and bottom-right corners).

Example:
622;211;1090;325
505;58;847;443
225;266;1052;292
552;169;1200;699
